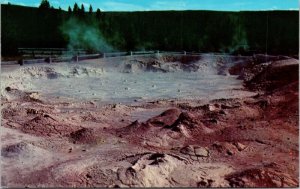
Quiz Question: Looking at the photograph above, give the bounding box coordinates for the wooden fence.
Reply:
[1,48,256,65]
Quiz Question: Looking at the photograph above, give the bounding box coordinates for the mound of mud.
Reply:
[118,108,186,136]
[1,64,104,98]
[2,142,29,158]
[159,55,201,64]
[117,120,150,136]
[69,128,99,144]
[117,152,233,187]
[228,54,288,77]
[229,56,299,92]
[121,58,201,73]
[118,153,185,187]
[225,167,298,187]
[20,65,104,79]
[146,109,212,136]
[21,66,63,79]
[146,108,181,127]
[2,87,29,102]
[117,108,214,147]
[245,58,299,92]
[22,114,80,137]
[121,55,252,74]
[1,142,50,159]
[168,112,203,131]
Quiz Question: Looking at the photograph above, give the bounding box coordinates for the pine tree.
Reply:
[81,4,85,13]
[96,8,101,18]
[68,6,72,13]
[89,5,93,13]
[39,0,50,9]
[73,3,79,13]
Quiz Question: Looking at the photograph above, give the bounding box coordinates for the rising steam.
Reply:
[60,17,113,53]
[228,15,249,53]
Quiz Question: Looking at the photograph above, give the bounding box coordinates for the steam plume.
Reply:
[60,17,113,53]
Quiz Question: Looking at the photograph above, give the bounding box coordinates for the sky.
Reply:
[0,0,298,11]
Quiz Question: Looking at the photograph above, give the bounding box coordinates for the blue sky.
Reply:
[0,0,298,11]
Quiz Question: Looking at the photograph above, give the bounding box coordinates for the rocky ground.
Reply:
[1,55,299,187]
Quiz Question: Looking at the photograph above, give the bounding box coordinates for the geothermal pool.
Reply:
[2,55,254,104]
[30,72,243,103]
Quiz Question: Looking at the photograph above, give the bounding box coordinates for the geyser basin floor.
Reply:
[1,55,298,187]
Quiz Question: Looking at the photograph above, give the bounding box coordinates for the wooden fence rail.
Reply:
[1,49,256,65]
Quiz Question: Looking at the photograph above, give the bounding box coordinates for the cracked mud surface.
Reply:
[1,55,299,187]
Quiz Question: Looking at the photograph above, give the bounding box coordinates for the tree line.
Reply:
[39,0,101,17]
[1,2,298,57]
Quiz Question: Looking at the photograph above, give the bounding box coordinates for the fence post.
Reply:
[49,56,52,63]
[103,53,106,58]
[18,59,24,66]
[184,51,186,55]
[157,50,160,56]
[130,51,133,56]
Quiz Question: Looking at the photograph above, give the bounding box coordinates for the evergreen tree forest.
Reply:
[1,2,298,57]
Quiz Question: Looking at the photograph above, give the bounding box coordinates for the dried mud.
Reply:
[1,55,299,187]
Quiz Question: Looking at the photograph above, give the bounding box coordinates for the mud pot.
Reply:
[1,54,299,187]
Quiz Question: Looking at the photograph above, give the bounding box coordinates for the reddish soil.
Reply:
[1,56,298,187]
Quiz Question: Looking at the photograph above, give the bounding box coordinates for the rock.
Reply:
[219,110,226,115]
[176,124,192,137]
[5,87,12,92]
[26,109,39,114]
[209,119,218,124]
[112,103,126,110]
[208,104,217,111]
[29,92,40,100]
[226,149,234,156]
[212,142,225,153]
[221,104,239,109]
[180,145,194,156]
[180,145,209,157]
[256,100,269,109]
[1,142,28,157]
[194,147,209,157]
[197,178,214,187]
[233,142,246,151]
